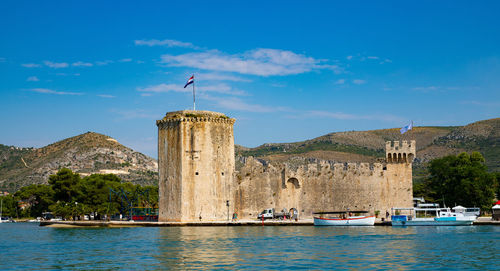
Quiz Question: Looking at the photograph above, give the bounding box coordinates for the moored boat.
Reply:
[313,211,375,226]
[391,206,476,226]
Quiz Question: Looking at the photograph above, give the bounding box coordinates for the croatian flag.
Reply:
[400,121,413,134]
[184,75,194,88]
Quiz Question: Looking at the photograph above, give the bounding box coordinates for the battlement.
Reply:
[385,140,416,163]
[156,110,235,126]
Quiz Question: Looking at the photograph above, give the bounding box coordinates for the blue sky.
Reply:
[1,1,499,158]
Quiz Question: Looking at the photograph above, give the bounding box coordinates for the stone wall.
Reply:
[157,109,415,222]
[234,141,415,220]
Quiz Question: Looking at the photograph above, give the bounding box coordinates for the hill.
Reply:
[0,132,157,192]
[1,118,498,192]
[236,118,500,179]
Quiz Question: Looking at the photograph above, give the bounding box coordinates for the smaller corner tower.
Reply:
[385,140,416,163]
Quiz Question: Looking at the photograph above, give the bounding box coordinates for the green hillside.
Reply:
[236,118,500,175]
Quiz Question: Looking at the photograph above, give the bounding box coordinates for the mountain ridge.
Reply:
[0,132,158,192]
[1,118,498,192]
[236,118,499,175]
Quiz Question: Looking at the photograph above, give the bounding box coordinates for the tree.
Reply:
[77,173,122,217]
[494,172,500,200]
[0,195,18,218]
[48,168,81,203]
[8,168,159,219]
[423,152,496,210]
[14,184,54,218]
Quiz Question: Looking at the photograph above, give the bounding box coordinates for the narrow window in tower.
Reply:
[221,172,224,176]
[195,172,199,175]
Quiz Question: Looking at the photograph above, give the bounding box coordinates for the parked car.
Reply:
[257,208,290,220]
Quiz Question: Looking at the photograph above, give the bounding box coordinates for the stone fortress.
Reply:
[157,110,415,222]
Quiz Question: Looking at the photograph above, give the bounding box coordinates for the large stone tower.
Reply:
[156,110,235,222]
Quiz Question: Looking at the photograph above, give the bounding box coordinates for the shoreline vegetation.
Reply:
[0,168,158,220]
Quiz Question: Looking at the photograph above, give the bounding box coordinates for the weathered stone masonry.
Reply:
[157,110,235,222]
[158,110,415,222]
[234,140,415,219]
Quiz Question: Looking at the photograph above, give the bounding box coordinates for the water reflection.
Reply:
[1,223,499,270]
[155,227,240,269]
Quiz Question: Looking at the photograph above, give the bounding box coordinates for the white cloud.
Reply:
[198,73,251,82]
[119,58,132,62]
[208,96,287,113]
[111,109,157,119]
[27,76,39,82]
[137,83,187,93]
[412,86,464,92]
[335,79,345,85]
[412,86,439,91]
[160,48,337,76]
[97,94,115,98]
[305,110,403,122]
[306,111,361,120]
[95,60,113,66]
[72,61,93,67]
[346,55,353,60]
[379,58,393,64]
[367,56,379,60]
[137,82,246,96]
[353,79,365,85]
[29,88,82,95]
[198,83,247,95]
[44,61,69,68]
[460,100,500,107]
[135,39,197,49]
[21,63,41,68]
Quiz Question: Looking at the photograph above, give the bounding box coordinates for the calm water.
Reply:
[0,223,498,270]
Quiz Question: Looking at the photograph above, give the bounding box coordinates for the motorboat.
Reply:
[391,205,476,226]
[452,205,480,217]
[313,211,375,226]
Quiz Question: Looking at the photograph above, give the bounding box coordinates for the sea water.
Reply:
[0,223,498,270]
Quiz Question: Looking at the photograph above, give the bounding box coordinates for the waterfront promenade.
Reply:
[39,217,499,227]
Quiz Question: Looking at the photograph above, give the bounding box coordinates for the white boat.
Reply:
[391,206,476,226]
[452,205,480,217]
[313,211,375,226]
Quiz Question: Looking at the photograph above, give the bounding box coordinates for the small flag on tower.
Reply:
[400,121,413,134]
[184,75,194,88]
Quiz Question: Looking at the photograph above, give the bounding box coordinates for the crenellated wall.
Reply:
[157,110,415,222]
[234,141,415,220]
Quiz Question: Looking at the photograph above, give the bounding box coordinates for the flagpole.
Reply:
[192,75,196,111]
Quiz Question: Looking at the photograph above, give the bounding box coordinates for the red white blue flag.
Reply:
[184,75,194,88]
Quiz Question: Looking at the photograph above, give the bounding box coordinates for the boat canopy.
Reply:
[417,203,440,208]
[452,205,466,210]
[313,211,369,215]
